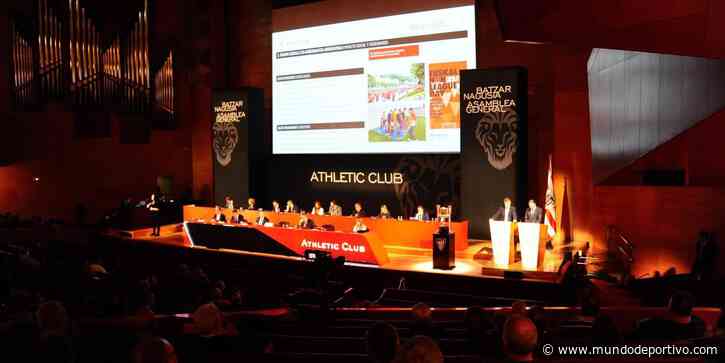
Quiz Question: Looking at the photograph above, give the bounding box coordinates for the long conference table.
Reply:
[182,205,469,266]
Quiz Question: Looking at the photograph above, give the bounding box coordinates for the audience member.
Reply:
[502,315,538,363]
[410,303,443,339]
[133,337,177,363]
[366,322,399,363]
[393,335,442,363]
[633,290,706,341]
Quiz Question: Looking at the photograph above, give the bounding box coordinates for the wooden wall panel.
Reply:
[588,49,725,183]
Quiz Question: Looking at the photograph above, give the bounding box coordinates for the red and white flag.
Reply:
[544,155,557,238]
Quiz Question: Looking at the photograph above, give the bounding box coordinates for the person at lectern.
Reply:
[284,200,298,213]
[147,193,161,236]
[311,201,325,216]
[271,200,281,213]
[352,202,367,217]
[212,206,227,223]
[246,198,256,210]
[378,204,392,219]
[297,211,316,229]
[230,209,247,224]
[491,197,517,222]
[329,200,342,216]
[255,209,270,225]
[413,205,430,221]
[523,199,543,224]
[353,218,369,233]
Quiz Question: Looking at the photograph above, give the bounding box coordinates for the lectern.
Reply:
[489,220,515,267]
[517,222,548,270]
[433,205,455,269]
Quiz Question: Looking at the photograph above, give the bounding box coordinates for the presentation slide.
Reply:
[272,5,476,154]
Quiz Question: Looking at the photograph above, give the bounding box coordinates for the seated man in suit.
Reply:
[352,218,369,233]
[491,197,517,222]
[246,198,256,210]
[255,209,270,225]
[413,205,430,221]
[523,199,543,223]
[297,211,316,229]
[212,206,226,223]
[378,204,392,219]
[352,202,367,217]
[284,200,298,213]
[271,200,281,213]
[230,209,246,224]
[329,200,342,216]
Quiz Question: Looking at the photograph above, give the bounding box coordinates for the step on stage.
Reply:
[117,206,564,284]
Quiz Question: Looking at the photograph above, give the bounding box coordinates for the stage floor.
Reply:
[121,225,565,284]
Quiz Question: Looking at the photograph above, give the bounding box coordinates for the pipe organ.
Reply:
[123,0,150,113]
[68,0,102,107]
[154,52,174,114]
[103,37,123,102]
[9,0,163,117]
[11,22,34,107]
[37,0,63,99]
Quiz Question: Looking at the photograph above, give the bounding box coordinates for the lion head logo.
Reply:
[435,238,446,252]
[394,156,460,218]
[212,122,238,167]
[475,109,518,170]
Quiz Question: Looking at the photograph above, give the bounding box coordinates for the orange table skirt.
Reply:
[183,205,469,250]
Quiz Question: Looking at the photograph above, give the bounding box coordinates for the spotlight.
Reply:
[33,177,40,182]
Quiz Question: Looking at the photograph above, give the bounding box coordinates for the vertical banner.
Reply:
[460,67,527,239]
[212,89,251,207]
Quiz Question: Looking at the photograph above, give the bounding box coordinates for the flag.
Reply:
[544,155,557,238]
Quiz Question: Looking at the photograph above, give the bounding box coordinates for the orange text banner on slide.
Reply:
[369,45,419,60]
[183,205,469,250]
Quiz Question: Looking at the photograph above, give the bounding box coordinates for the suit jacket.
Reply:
[230,215,246,224]
[524,207,543,223]
[492,207,517,222]
[353,210,367,218]
[378,212,392,219]
[213,213,227,222]
[297,219,316,230]
[413,212,430,221]
[329,205,342,216]
[255,216,270,225]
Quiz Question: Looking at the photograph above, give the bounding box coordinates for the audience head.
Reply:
[366,322,399,363]
[502,315,538,362]
[36,300,70,337]
[511,300,527,316]
[133,337,177,363]
[411,302,432,324]
[192,303,226,336]
[394,335,443,363]
[668,290,695,320]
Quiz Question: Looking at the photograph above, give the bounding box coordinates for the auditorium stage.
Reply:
[113,222,565,284]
